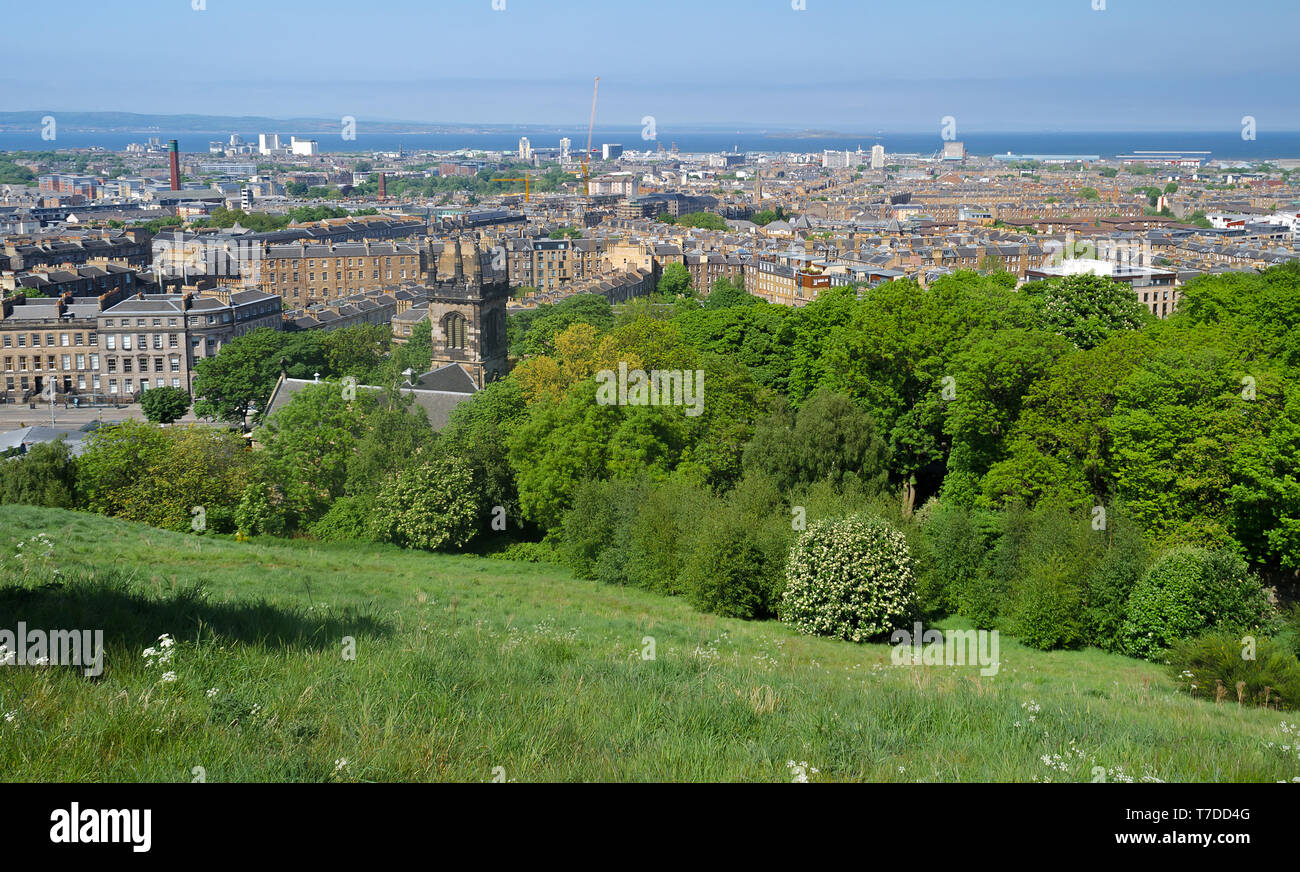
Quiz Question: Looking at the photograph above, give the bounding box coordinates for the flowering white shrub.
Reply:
[781,514,917,642]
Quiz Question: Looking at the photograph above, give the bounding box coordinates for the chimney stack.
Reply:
[168,140,181,191]
[378,172,387,199]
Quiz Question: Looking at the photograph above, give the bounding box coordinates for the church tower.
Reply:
[427,237,510,388]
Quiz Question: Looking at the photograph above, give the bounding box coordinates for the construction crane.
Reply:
[495,172,532,202]
[582,76,599,195]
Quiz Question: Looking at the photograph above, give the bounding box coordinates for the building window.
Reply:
[442,312,467,350]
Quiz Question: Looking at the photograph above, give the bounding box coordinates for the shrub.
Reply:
[372,454,478,551]
[602,479,710,596]
[560,479,643,580]
[234,476,289,538]
[781,514,917,642]
[918,503,999,624]
[489,540,563,564]
[310,494,380,543]
[1275,605,1300,662]
[1084,510,1150,653]
[680,506,786,619]
[1122,547,1274,660]
[1169,631,1300,710]
[0,440,78,508]
[1007,554,1085,649]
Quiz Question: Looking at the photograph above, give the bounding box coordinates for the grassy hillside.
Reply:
[0,504,1296,782]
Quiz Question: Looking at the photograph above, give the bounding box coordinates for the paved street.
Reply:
[0,399,202,432]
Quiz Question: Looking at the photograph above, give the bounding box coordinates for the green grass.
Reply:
[1,504,1297,782]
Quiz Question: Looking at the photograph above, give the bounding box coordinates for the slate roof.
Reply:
[262,365,477,431]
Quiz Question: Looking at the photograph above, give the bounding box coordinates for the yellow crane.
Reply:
[495,172,532,202]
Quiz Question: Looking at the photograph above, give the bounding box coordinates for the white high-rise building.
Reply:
[822,149,851,169]
[871,144,885,169]
[290,137,319,156]
[258,133,281,155]
[559,137,572,163]
[518,137,532,160]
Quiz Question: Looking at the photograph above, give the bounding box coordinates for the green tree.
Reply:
[942,329,1070,504]
[1031,273,1152,350]
[192,328,289,425]
[140,386,190,424]
[656,262,693,299]
[0,441,78,508]
[255,382,380,526]
[511,294,614,358]
[77,420,172,517]
[673,212,728,231]
[703,277,757,309]
[744,390,890,494]
[440,378,529,536]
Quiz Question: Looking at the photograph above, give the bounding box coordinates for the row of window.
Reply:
[270,271,410,283]
[269,257,414,269]
[2,352,202,374]
[103,334,180,351]
[4,354,97,372]
[2,333,96,348]
[1,376,184,394]
[103,357,181,374]
[104,317,178,328]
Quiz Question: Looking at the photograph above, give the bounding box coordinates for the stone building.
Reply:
[427,238,509,388]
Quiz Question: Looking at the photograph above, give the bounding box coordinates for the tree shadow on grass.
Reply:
[0,566,390,659]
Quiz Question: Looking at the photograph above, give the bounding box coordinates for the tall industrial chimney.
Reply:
[378,172,387,199]
[168,139,180,191]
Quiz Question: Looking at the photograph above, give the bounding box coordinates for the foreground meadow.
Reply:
[0,505,1295,782]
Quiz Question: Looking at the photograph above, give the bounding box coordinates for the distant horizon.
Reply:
[3,111,1300,137]
[4,1,1297,131]
[6,128,1299,162]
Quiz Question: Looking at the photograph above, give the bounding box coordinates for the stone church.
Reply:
[426,237,510,388]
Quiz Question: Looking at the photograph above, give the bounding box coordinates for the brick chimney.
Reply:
[168,140,181,191]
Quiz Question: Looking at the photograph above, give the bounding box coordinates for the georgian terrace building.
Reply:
[0,294,102,403]
[95,290,281,400]
[260,240,424,308]
[0,288,282,404]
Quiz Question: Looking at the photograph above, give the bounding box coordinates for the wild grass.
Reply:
[0,504,1296,782]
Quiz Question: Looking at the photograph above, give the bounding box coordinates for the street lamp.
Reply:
[42,380,56,426]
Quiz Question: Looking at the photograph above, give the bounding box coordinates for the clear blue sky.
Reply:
[4,0,1297,131]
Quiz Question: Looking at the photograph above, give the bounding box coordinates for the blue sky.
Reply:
[3,0,1297,130]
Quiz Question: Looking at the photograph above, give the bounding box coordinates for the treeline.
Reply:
[189,206,378,231]
[5,265,1300,692]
